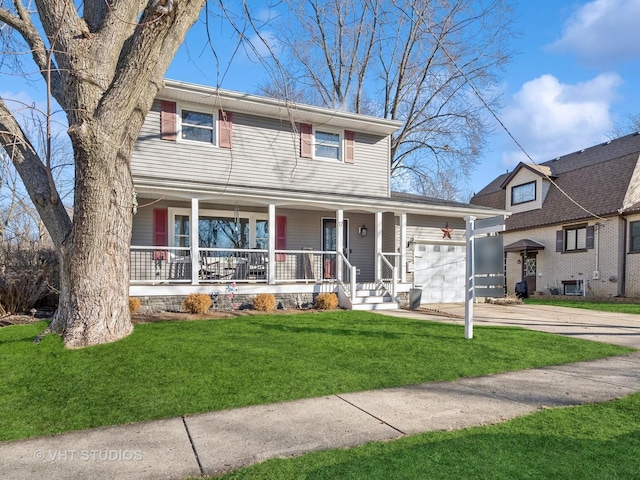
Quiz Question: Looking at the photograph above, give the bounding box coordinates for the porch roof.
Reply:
[504,239,546,252]
[134,176,508,220]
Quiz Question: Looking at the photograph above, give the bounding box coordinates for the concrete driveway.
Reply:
[384,302,640,349]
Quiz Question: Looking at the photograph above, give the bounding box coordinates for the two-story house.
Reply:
[471,132,640,298]
[129,80,506,310]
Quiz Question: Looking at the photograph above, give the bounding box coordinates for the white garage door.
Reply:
[414,243,466,303]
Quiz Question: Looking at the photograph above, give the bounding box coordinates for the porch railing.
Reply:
[378,252,398,298]
[130,246,343,284]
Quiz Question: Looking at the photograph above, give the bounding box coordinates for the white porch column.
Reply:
[190,198,200,285]
[375,211,382,280]
[268,204,276,284]
[336,209,344,282]
[400,213,407,283]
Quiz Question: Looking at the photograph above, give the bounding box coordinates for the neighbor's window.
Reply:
[565,226,587,251]
[314,130,341,160]
[511,181,536,205]
[630,221,640,253]
[181,109,214,143]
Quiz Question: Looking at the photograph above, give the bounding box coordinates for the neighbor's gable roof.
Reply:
[498,162,555,189]
[471,132,640,230]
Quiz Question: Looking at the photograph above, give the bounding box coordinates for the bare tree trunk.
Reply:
[49,144,134,347]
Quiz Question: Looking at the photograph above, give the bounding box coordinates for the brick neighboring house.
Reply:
[471,132,640,298]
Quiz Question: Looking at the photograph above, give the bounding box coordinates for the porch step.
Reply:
[356,289,386,297]
[350,294,399,310]
[350,299,399,310]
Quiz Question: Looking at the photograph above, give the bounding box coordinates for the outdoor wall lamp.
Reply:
[359,225,368,237]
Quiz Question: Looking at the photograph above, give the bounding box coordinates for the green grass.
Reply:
[215,392,640,479]
[0,311,630,441]
[525,298,640,314]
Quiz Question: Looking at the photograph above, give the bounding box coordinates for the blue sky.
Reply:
[168,0,640,197]
[3,0,640,199]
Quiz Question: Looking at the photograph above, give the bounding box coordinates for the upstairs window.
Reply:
[160,101,232,148]
[315,130,341,160]
[181,109,214,143]
[511,181,536,205]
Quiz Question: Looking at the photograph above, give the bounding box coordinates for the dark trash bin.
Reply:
[515,281,528,299]
[410,288,422,310]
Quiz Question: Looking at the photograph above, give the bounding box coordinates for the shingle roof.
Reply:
[471,132,640,230]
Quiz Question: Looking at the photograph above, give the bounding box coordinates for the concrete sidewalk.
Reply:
[2,305,640,479]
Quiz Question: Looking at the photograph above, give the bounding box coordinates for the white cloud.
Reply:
[499,73,621,167]
[549,0,640,66]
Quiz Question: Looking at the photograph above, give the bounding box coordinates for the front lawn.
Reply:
[525,298,640,314]
[0,311,630,441]
[216,391,640,479]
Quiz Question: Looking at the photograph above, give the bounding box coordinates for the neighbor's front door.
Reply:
[522,252,537,293]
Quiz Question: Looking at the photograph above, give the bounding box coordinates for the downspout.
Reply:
[620,216,627,297]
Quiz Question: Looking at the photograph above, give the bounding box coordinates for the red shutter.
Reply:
[275,215,286,262]
[153,208,168,261]
[344,130,355,164]
[300,123,312,158]
[160,101,177,141]
[218,110,232,149]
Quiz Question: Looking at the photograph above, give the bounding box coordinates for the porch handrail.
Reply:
[338,251,357,303]
[377,252,397,298]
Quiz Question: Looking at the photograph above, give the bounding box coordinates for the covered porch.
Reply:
[129,188,412,310]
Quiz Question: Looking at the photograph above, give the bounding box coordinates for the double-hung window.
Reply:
[180,109,214,143]
[314,129,341,160]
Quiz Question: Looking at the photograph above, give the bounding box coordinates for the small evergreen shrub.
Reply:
[314,292,339,310]
[128,297,141,314]
[253,293,277,311]
[182,293,212,314]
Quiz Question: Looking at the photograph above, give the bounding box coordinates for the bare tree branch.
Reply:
[0,98,71,247]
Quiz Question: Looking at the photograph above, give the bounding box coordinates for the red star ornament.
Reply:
[441,223,453,239]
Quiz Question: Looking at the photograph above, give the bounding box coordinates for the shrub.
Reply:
[314,292,339,310]
[253,293,276,311]
[128,297,141,314]
[0,246,57,314]
[182,293,212,314]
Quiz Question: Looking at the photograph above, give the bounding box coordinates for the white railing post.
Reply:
[351,265,357,303]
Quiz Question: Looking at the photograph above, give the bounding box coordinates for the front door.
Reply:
[522,252,537,293]
[322,218,348,278]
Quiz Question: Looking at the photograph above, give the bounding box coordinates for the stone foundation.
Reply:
[134,292,316,313]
